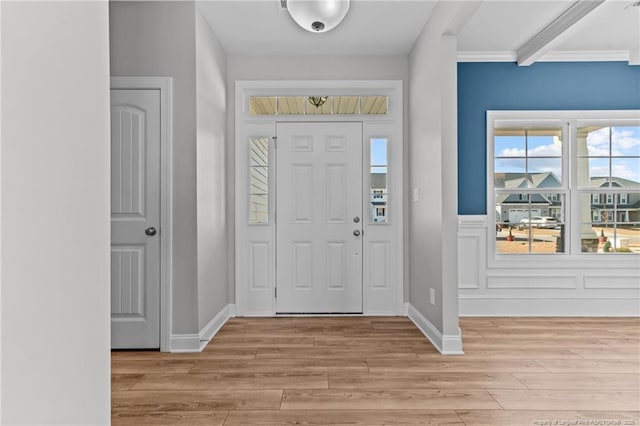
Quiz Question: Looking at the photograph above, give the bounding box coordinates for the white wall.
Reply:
[1,1,111,423]
[226,55,410,303]
[408,3,469,353]
[195,9,229,329]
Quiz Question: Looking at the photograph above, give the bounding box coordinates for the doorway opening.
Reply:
[235,80,403,316]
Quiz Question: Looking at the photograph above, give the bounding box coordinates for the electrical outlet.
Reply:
[429,288,435,305]
[413,187,419,203]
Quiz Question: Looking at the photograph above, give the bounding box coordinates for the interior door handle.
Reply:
[353,229,361,237]
[145,227,157,236]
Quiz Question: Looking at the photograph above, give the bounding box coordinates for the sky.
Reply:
[371,137,387,175]
[494,126,640,186]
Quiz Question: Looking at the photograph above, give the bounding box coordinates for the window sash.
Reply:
[488,111,639,260]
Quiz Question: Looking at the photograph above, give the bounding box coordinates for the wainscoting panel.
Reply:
[458,215,640,316]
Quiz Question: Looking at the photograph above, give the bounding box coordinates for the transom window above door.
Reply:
[249,95,388,116]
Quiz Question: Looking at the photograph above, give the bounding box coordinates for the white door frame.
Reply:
[110,77,173,351]
[235,80,404,316]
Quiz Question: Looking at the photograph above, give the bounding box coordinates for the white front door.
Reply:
[110,89,161,348]
[276,122,363,313]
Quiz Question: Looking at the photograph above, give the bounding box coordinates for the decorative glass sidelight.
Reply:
[249,137,269,224]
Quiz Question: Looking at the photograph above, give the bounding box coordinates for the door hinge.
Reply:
[272,136,277,148]
[274,286,277,298]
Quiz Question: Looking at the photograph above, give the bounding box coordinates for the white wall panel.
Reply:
[458,215,640,316]
[486,275,577,289]
[249,242,269,289]
[369,241,390,290]
[584,275,640,289]
[458,236,480,289]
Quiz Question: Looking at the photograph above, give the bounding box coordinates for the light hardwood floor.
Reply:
[112,317,640,425]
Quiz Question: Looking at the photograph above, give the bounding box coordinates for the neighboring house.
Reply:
[590,177,640,224]
[495,172,563,223]
[370,172,387,222]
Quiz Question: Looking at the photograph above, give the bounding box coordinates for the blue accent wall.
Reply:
[457,61,640,215]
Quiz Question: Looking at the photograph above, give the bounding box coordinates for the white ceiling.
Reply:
[198,0,640,62]
[198,0,437,56]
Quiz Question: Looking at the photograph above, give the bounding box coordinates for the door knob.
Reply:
[353,229,361,237]
[145,227,157,236]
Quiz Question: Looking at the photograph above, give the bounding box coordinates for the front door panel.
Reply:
[276,122,363,313]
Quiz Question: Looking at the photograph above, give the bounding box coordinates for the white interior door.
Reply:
[276,122,363,313]
[110,89,161,348]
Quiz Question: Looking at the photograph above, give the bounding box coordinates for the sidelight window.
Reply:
[249,136,269,224]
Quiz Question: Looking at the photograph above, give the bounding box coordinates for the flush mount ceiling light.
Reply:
[308,96,328,108]
[282,0,350,33]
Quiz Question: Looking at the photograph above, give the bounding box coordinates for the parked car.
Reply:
[518,216,558,229]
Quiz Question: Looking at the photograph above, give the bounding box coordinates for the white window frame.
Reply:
[487,110,639,269]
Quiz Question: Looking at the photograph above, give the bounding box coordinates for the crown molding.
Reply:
[457,51,517,62]
[538,50,630,63]
[458,50,634,64]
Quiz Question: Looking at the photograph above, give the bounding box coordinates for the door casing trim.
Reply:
[235,80,404,316]
[110,77,173,351]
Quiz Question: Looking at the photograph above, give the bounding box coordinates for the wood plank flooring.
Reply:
[112,316,640,425]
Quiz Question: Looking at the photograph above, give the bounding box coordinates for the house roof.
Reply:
[499,172,561,189]
[496,193,551,205]
[590,176,640,188]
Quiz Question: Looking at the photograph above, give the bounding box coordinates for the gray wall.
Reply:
[196,10,229,328]
[226,54,410,303]
[110,1,230,336]
[408,3,461,335]
[1,1,111,423]
[110,0,198,334]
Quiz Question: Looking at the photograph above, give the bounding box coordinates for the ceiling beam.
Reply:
[516,0,605,66]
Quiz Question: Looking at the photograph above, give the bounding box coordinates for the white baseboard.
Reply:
[169,334,201,353]
[407,303,464,355]
[198,303,236,350]
[170,303,235,353]
[460,297,640,317]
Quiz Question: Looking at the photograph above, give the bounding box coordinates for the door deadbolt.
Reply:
[145,227,157,236]
[353,216,360,223]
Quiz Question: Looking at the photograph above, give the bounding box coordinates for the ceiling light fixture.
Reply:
[308,96,328,108]
[282,0,350,33]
